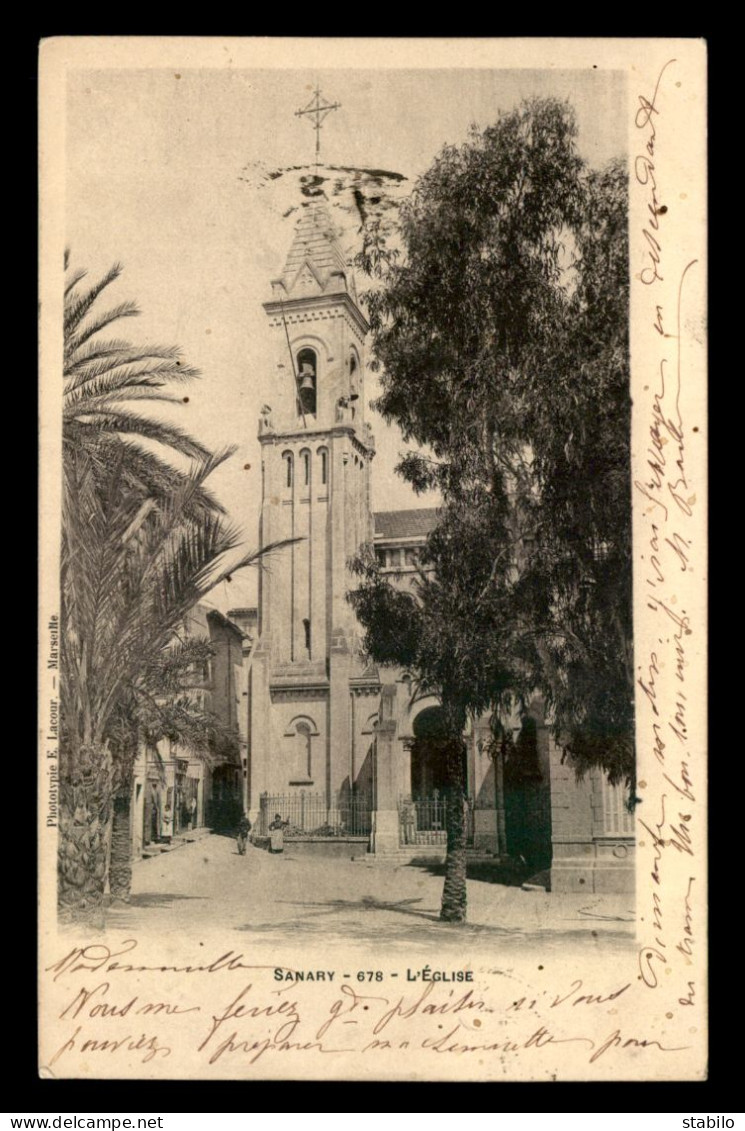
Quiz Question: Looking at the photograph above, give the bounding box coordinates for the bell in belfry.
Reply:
[299,362,315,392]
[298,359,317,414]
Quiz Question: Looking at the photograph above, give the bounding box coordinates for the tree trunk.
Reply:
[440,731,468,923]
[109,781,134,902]
[58,743,112,923]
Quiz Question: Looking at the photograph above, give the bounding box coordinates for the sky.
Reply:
[65,59,627,613]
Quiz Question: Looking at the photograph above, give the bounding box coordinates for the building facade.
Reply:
[248,203,379,819]
[132,605,246,856]
[246,202,634,893]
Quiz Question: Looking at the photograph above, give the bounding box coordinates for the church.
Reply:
[244,199,635,894]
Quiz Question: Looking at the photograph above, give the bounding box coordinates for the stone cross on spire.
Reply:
[294,86,341,167]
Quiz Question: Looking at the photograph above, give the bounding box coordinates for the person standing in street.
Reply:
[268,813,288,854]
[237,812,251,855]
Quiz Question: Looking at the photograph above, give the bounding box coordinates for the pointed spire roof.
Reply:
[280,202,351,295]
[265,199,367,334]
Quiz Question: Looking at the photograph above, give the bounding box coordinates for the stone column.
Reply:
[132,747,146,860]
[371,684,400,855]
[248,638,271,826]
[472,721,499,854]
[328,628,351,819]
[399,738,413,799]
[326,430,352,817]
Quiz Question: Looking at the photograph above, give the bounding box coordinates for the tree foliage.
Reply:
[515,158,633,783]
[350,98,632,919]
[59,257,290,915]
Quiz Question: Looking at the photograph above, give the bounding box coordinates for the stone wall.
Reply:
[549,734,635,895]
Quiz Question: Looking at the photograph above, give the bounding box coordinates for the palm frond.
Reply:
[197,535,305,592]
[64,338,150,369]
[189,445,238,483]
[65,390,189,415]
[66,301,140,357]
[92,521,241,726]
[116,440,226,516]
[64,267,88,297]
[64,409,212,460]
[65,352,200,391]
[243,536,304,568]
[64,262,125,335]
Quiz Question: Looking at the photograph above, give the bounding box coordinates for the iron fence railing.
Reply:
[398,792,474,846]
[258,791,371,838]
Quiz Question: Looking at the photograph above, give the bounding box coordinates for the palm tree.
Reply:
[59,256,290,918]
[63,253,224,532]
[105,636,239,903]
[64,254,208,454]
[60,444,258,913]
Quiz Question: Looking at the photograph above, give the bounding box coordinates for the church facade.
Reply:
[246,202,635,894]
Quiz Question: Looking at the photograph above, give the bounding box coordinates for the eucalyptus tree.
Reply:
[350,100,632,922]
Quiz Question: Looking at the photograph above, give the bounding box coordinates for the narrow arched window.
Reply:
[302,450,310,486]
[302,617,311,656]
[296,721,312,779]
[318,447,328,486]
[282,451,293,489]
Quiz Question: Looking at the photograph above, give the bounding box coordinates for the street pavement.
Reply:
[104,832,636,959]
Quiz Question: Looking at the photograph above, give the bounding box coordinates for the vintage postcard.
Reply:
[38,37,707,1081]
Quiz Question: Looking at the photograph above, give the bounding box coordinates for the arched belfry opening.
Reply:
[349,349,360,399]
[297,347,317,415]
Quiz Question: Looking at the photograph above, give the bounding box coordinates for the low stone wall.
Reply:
[551,839,635,894]
[254,836,369,860]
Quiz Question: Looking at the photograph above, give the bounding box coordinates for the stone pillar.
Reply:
[132,747,146,860]
[370,684,400,855]
[472,720,499,854]
[328,628,351,817]
[326,428,352,816]
[248,638,272,826]
[399,738,413,799]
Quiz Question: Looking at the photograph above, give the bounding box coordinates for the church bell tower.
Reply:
[249,199,377,807]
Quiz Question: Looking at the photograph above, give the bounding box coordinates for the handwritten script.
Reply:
[632,57,703,1019]
[40,940,692,1077]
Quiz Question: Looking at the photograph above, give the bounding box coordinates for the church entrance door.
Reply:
[400,706,471,847]
[410,706,453,797]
